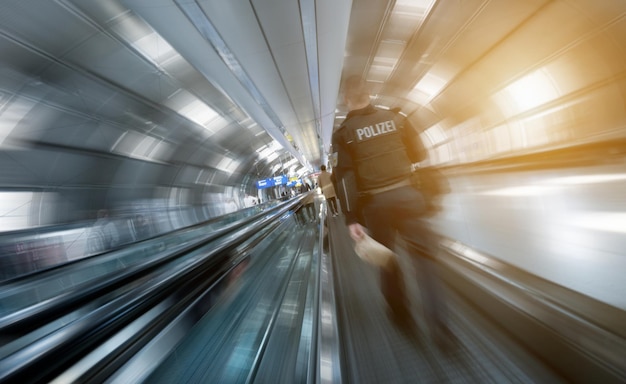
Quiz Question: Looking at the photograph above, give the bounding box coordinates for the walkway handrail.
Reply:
[439,238,626,383]
[316,201,343,384]
[0,197,302,334]
[0,198,302,383]
[0,199,286,283]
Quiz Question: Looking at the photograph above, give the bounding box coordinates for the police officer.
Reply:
[332,75,453,347]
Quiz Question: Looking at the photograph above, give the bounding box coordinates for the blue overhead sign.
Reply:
[287,177,301,187]
[256,179,271,188]
[273,175,287,186]
[256,175,289,189]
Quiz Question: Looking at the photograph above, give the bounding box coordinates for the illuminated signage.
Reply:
[256,175,289,189]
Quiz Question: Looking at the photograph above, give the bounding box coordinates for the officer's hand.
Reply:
[348,223,366,241]
[424,197,444,217]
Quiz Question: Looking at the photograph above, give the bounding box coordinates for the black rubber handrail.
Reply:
[438,238,626,383]
[67,219,286,384]
[0,198,285,284]
[0,199,300,383]
[437,138,626,175]
[0,198,302,335]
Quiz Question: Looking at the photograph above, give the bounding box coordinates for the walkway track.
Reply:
[326,215,566,384]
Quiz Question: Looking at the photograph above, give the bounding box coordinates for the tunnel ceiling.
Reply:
[0,0,353,186]
[0,0,624,192]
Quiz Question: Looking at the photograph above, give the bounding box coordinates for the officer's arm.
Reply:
[331,132,360,225]
[401,117,428,164]
[335,169,359,224]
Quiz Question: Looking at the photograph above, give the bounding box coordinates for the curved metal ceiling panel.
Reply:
[0,0,624,230]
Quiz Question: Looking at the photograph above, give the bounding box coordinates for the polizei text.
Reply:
[355,120,397,142]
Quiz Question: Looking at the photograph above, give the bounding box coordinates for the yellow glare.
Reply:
[482,185,556,196]
[423,123,447,146]
[573,213,626,234]
[413,72,447,101]
[547,174,626,185]
[499,69,560,114]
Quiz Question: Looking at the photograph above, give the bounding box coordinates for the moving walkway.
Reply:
[0,197,624,383]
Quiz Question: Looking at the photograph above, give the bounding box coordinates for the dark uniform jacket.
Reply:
[331,104,427,224]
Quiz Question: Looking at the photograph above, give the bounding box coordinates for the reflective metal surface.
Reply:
[0,1,625,380]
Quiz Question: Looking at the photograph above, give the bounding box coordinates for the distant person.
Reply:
[300,182,317,223]
[87,209,120,253]
[133,214,151,240]
[317,165,339,217]
[332,75,454,349]
[244,194,258,208]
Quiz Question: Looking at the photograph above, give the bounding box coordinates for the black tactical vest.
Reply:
[339,105,413,191]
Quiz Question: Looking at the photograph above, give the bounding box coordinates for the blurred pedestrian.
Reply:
[300,182,316,223]
[87,209,120,253]
[318,165,339,217]
[133,214,151,240]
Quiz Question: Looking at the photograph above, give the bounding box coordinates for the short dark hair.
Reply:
[320,165,326,171]
[343,75,370,105]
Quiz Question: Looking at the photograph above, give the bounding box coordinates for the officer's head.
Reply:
[343,75,370,110]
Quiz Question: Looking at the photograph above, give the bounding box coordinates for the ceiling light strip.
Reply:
[174,0,304,162]
[299,0,322,137]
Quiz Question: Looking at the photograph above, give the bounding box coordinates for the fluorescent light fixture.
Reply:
[256,141,284,161]
[394,0,435,16]
[482,185,556,196]
[113,14,187,73]
[494,68,560,116]
[132,135,157,157]
[266,152,279,163]
[216,155,240,173]
[177,99,219,128]
[282,158,299,169]
[163,88,219,130]
[131,32,177,67]
[113,15,221,133]
[423,123,447,146]
[410,72,447,104]
[149,140,175,161]
[546,174,626,185]
[572,212,626,234]
[481,173,626,197]
[258,148,273,158]
[367,0,435,82]
[112,131,167,163]
[0,99,36,147]
[0,191,33,232]
[368,41,405,82]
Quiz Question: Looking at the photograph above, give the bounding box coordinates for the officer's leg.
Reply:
[410,248,448,330]
[400,213,455,349]
[382,187,447,337]
[362,196,411,323]
[380,256,412,324]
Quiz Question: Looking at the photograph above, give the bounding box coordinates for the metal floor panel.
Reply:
[326,214,566,384]
[142,220,312,383]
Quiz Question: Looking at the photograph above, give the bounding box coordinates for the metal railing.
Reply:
[0,197,315,383]
[438,238,626,383]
